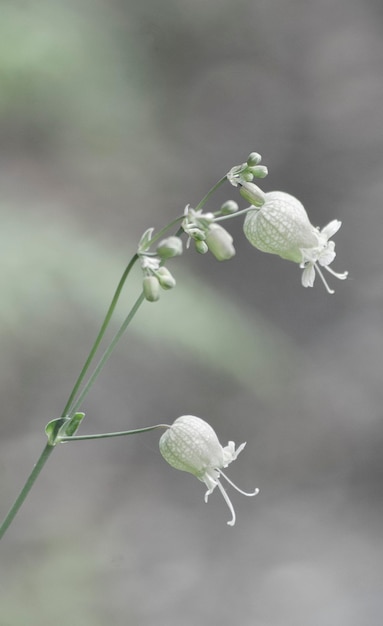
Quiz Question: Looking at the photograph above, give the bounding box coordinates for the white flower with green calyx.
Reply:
[243,191,348,294]
[159,415,259,526]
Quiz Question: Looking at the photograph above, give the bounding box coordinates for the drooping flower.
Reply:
[159,415,258,526]
[243,191,348,294]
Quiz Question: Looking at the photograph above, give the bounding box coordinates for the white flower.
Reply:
[159,415,258,526]
[243,191,348,294]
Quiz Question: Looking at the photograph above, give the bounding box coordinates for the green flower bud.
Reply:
[241,171,254,182]
[191,229,207,241]
[239,182,266,207]
[205,223,235,261]
[143,275,160,302]
[195,240,209,254]
[156,266,176,290]
[156,236,183,259]
[220,200,239,215]
[249,165,268,179]
[246,152,262,166]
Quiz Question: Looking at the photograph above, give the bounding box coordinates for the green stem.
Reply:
[61,176,228,418]
[62,254,139,417]
[68,291,145,417]
[0,173,229,542]
[0,443,54,540]
[60,424,169,442]
[194,176,228,211]
[148,216,185,247]
[215,206,259,222]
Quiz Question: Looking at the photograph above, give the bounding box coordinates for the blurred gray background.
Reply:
[0,1,382,624]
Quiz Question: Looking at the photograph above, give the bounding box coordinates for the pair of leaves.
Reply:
[45,413,85,446]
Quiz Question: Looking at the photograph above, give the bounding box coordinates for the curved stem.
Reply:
[214,206,258,222]
[62,254,139,417]
[0,173,229,541]
[194,176,227,211]
[68,291,145,417]
[60,424,169,442]
[148,216,185,247]
[0,443,54,540]
[61,177,228,418]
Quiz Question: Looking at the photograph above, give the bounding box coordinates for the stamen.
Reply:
[219,469,260,497]
[216,479,236,526]
[314,262,335,294]
[324,265,349,280]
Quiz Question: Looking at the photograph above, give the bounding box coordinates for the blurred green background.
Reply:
[1,1,383,625]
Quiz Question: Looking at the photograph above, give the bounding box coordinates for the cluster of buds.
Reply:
[159,415,259,526]
[138,229,182,302]
[182,204,236,261]
[227,151,268,188]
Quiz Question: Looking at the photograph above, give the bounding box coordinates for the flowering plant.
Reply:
[0,151,347,540]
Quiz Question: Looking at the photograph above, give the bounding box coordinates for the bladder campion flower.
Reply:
[243,191,348,294]
[159,415,259,526]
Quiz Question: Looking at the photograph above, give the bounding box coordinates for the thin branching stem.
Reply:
[0,173,230,541]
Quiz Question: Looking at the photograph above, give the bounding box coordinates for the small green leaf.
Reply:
[45,417,68,445]
[62,412,85,438]
[138,227,154,252]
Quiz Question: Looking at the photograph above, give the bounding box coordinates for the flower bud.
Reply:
[194,240,209,254]
[239,182,266,207]
[205,223,236,261]
[156,266,176,290]
[246,152,262,166]
[220,200,239,215]
[241,171,254,182]
[143,275,160,302]
[249,165,268,179]
[156,236,183,259]
[189,228,206,241]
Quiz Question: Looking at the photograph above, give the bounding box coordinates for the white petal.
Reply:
[318,242,336,266]
[301,264,316,288]
[321,220,342,239]
[222,441,246,467]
